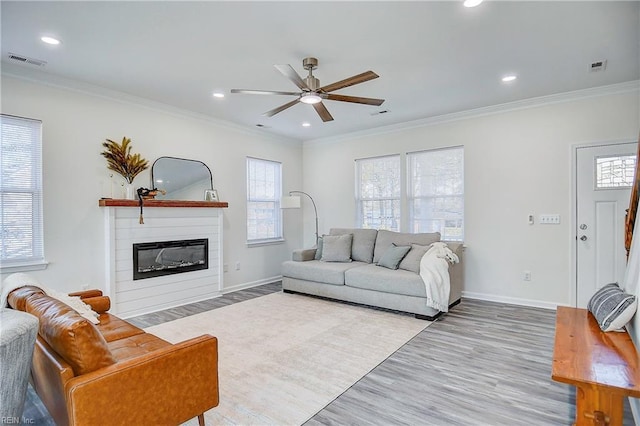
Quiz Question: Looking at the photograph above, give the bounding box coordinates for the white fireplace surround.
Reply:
[102,202,224,318]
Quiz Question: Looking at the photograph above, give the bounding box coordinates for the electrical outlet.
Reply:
[223,264,228,273]
[523,271,532,281]
[235,261,240,271]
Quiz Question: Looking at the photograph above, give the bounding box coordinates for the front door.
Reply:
[576,142,637,307]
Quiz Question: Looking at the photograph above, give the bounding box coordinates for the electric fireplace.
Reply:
[133,238,208,280]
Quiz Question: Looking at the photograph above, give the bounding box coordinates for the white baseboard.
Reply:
[221,276,282,294]
[462,291,558,310]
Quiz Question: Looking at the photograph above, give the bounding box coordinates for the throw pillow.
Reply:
[398,244,431,274]
[587,283,638,332]
[321,234,353,263]
[314,236,324,260]
[377,243,412,270]
[329,228,378,263]
[372,230,441,264]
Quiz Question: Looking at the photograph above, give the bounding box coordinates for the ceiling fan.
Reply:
[231,57,385,122]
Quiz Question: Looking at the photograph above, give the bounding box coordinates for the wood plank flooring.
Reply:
[22,282,635,425]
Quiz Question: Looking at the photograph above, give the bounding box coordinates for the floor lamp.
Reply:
[281,191,319,245]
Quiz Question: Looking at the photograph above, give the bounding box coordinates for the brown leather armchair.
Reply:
[8,286,219,426]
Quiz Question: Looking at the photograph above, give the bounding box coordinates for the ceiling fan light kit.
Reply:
[300,93,322,104]
[231,57,385,123]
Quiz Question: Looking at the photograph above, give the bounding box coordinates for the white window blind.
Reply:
[408,147,464,241]
[246,157,283,243]
[355,155,401,231]
[1,114,45,270]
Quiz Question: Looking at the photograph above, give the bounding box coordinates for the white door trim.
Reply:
[571,138,636,307]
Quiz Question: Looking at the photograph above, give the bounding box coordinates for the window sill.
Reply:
[0,259,49,274]
[247,238,286,247]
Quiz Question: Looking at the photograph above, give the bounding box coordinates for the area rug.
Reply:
[145,291,430,425]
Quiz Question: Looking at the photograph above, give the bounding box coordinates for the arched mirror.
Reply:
[151,157,213,200]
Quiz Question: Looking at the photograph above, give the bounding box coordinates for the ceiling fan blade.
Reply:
[274,64,310,91]
[231,89,300,96]
[318,71,379,93]
[324,94,385,106]
[263,99,300,117]
[313,102,334,122]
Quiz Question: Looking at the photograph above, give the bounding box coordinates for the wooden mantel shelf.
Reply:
[99,199,228,208]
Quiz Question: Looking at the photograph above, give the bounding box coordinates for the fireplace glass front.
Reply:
[133,238,208,280]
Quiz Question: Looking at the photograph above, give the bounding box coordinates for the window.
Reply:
[596,155,636,189]
[1,114,45,271]
[246,157,283,244]
[408,147,464,241]
[355,155,401,231]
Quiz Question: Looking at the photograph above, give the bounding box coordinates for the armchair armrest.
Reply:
[292,248,317,261]
[68,289,103,299]
[64,334,219,425]
[81,296,111,313]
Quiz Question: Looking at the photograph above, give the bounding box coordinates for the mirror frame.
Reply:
[150,156,214,199]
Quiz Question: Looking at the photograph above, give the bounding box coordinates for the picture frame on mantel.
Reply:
[205,189,219,202]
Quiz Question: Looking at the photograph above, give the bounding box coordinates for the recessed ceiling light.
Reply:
[40,36,61,45]
[463,0,483,7]
[302,122,311,127]
[212,92,224,98]
[502,75,517,82]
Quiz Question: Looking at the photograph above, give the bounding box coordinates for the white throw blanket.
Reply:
[419,242,459,312]
[1,272,100,324]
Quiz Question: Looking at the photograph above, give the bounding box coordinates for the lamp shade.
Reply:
[281,195,301,209]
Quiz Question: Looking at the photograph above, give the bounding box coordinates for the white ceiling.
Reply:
[1,1,639,142]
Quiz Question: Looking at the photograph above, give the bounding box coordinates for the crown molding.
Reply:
[0,62,301,147]
[304,80,640,147]
[3,62,637,149]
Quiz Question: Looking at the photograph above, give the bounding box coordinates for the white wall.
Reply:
[302,89,640,307]
[0,75,304,294]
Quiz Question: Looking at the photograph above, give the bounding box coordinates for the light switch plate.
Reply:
[539,214,560,224]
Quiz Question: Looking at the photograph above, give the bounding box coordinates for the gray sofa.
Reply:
[282,228,464,320]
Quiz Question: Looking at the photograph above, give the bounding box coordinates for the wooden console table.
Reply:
[552,306,640,425]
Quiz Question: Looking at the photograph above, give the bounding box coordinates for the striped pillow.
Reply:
[587,283,638,332]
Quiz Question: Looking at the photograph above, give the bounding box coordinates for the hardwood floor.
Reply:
[22,283,635,425]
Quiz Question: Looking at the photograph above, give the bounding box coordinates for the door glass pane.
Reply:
[595,155,636,189]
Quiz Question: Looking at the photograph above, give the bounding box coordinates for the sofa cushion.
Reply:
[7,286,45,311]
[282,260,366,285]
[107,333,171,362]
[373,230,441,263]
[96,313,145,342]
[330,228,378,263]
[25,294,116,376]
[398,244,431,274]
[345,264,428,298]
[377,244,411,270]
[321,234,353,262]
[314,236,324,260]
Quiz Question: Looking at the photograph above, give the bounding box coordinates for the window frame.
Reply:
[245,156,284,246]
[355,154,402,231]
[0,113,47,272]
[407,146,464,241]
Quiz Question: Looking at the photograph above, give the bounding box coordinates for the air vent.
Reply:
[8,52,47,67]
[590,60,607,72]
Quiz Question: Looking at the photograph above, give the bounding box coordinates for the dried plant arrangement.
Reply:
[101,137,149,184]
